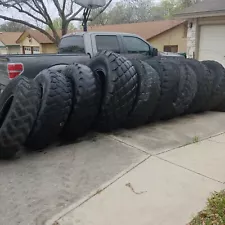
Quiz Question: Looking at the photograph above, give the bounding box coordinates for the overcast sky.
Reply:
[0,0,162,27]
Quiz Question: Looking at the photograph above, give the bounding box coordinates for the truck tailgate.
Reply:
[0,54,90,91]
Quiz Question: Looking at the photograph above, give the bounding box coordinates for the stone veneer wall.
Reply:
[187,19,197,58]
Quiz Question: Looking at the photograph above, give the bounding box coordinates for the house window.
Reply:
[164,45,178,53]
[95,35,120,53]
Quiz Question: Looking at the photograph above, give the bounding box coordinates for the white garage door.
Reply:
[24,46,32,54]
[198,25,225,67]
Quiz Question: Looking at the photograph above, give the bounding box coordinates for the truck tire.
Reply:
[124,59,160,128]
[48,64,68,73]
[183,59,214,113]
[201,60,225,110]
[88,51,138,131]
[61,64,101,140]
[25,69,72,150]
[144,59,180,120]
[0,76,41,159]
[172,60,198,115]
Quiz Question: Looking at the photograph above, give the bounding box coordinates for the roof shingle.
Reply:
[0,32,22,46]
[87,20,185,40]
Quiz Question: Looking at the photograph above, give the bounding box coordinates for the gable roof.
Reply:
[176,0,225,18]
[88,20,185,40]
[0,32,22,46]
[27,29,54,44]
[17,29,56,44]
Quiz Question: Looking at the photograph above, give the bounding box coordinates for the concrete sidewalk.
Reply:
[1,112,225,225]
[48,130,225,225]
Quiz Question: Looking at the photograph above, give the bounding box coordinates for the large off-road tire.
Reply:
[61,64,101,140]
[124,59,160,128]
[88,51,138,131]
[172,60,198,115]
[48,64,68,73]
[144,59,180,120]
[0,76,41,159]
[202,60,225,110]
[182,59,214,113]
[25,69,72,150]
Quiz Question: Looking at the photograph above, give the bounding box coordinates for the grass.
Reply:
[189,190,225,225]
[193,135,199,143]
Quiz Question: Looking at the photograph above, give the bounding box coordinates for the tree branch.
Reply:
[23,1,45,17]
[31,0,47,19]
[1,1,47,24]
[90,0,113,21]
[52,0,63,17]
[65,0,74,18]
[0,15,56,43]
[68,6,84,21]
[62,0,66,12]
[37,0,52,22]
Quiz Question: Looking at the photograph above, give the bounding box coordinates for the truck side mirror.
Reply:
[152,48,158,56]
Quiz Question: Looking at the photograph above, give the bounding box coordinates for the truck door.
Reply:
[90,34,123,56]
[121,35,153,60]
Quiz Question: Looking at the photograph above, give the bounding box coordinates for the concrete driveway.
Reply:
[1,112,225,225]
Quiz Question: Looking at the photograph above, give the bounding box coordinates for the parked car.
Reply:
[0,32,183,92]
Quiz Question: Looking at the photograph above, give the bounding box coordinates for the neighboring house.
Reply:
[176,0,225,66]
[0,32,22,54]
[88,20,187,53]
[16,29,58,54]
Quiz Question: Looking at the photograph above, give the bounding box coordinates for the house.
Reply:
[88,20,187,53]
[16,29,58,54]
[0,32,22,54]
[176,0,225,66]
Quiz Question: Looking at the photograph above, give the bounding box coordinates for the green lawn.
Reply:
[189,190,225,225]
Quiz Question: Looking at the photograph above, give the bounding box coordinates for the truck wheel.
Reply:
[88,51,138,131]
[144,59,180,120]
[201,60,225,110]
[172,60,197,115]
[124,59,160,128]
[25,69,72,150]
[61,64,101,140]
[184,59,214,113]
[0,76,41,159]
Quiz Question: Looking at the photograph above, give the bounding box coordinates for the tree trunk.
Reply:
[62,19,69,36]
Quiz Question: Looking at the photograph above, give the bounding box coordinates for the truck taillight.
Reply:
[7,63,24,79]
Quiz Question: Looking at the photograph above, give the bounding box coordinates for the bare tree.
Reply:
[0,21,28,31]
[90,0,155,26]
[89,0,203,26]
[0,0,112,44]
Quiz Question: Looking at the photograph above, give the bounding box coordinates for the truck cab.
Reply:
[58,32,159,60]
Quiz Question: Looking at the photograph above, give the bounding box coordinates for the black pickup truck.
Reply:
[0,31,183,92]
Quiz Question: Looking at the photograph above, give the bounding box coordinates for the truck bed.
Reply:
[0,53,90,87]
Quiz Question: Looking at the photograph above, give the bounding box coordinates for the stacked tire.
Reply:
[0,50,225,159]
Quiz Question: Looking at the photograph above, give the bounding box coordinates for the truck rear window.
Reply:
[58,36,85,54]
